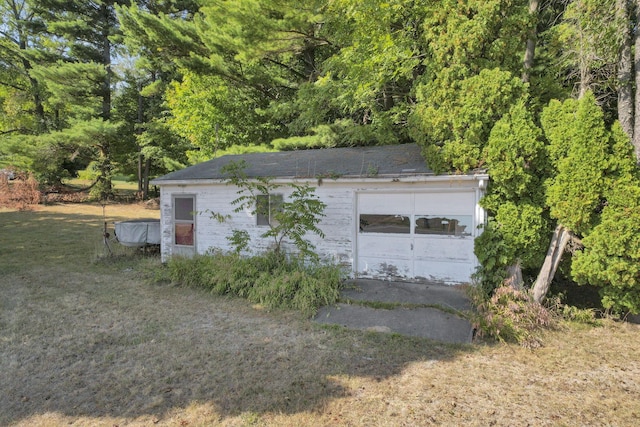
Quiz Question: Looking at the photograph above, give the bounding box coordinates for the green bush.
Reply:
[572,184,640,315]
[249,261,343,316]
[220,161,327,261]
[473,100,551,295]
[166,252,343,317]
[559,305,601,326]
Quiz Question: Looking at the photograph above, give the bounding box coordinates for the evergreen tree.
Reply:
[26,0,131,193]
[474,100,551,292]
[409,0,533,173]
[564,111,640,314]
[112,69,190,197]
[116,1,198,194]
[531,92,636,302]
[0,0,51,136]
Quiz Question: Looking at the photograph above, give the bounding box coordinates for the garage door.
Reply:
[356,191,477,284]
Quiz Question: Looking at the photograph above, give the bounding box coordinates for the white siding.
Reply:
[158,176,486,283]
[159,182,355,263]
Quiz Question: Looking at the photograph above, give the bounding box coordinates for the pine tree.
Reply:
[0,0,50,135]
[28,0,131,194]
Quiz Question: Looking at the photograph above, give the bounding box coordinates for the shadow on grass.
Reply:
[0,206,477,425]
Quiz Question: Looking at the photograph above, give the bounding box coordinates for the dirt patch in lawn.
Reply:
[1,203,640,426]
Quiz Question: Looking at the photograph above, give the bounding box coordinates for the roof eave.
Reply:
[151,172,489,187]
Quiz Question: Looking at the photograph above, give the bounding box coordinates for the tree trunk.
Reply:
[137,84,144,192]
[578,59,591,99]
[138,153,144,192]
[15,9,46,133]
[505,261,524,290]
[100,3,112,121]
[617,0,633,141]
[99,3,113,194]
[143,157,151,199]
[522,0,540,83]
[575,0,591,99]
[531,225,571,303]
[634,0,640,162]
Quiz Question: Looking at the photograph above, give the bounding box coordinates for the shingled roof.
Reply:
[153,143,435,183]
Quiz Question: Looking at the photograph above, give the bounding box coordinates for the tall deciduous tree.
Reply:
[292,0,428,145]
[165,72,280,160]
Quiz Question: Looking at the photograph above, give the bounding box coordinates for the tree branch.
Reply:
[264,57,308,80]
[0,128,31,135]
[0,80,28,91]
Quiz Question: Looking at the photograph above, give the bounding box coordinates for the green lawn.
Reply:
[63,177,139,191]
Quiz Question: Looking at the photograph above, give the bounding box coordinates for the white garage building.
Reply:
[151,143,488,284]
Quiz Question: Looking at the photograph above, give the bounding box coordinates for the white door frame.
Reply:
[172,193,196,257]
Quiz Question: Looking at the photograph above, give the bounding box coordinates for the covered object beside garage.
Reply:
[151,143,488,284]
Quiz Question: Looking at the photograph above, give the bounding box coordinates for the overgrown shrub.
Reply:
[474,100,551,296]
[572,184,640,315]
[166,251,343,317]
[469,284,555,348]
[220,161,327,261]
[558,304,601,326]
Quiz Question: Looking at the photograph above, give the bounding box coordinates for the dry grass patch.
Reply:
[1,203,640,426]
[0,202,159,273]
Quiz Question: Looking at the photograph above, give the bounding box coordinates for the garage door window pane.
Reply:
[415,215,472,236]
[359,214,410,234]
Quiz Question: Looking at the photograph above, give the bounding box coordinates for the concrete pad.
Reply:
[313,279,475,343]
[341,279,472,311]
[315,303,474,344]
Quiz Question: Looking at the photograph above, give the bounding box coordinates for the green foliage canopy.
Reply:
[165,72,284,159]
[474,100,550,290]
[542,93,610,236]
[221,160,327,261]
[412,68,527,173]
[572,184,640,314]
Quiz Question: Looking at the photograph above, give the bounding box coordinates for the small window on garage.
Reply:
[256,193,283,226]
[415,215,472,236]
[359,214,410,234]
[174,195,195,246]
